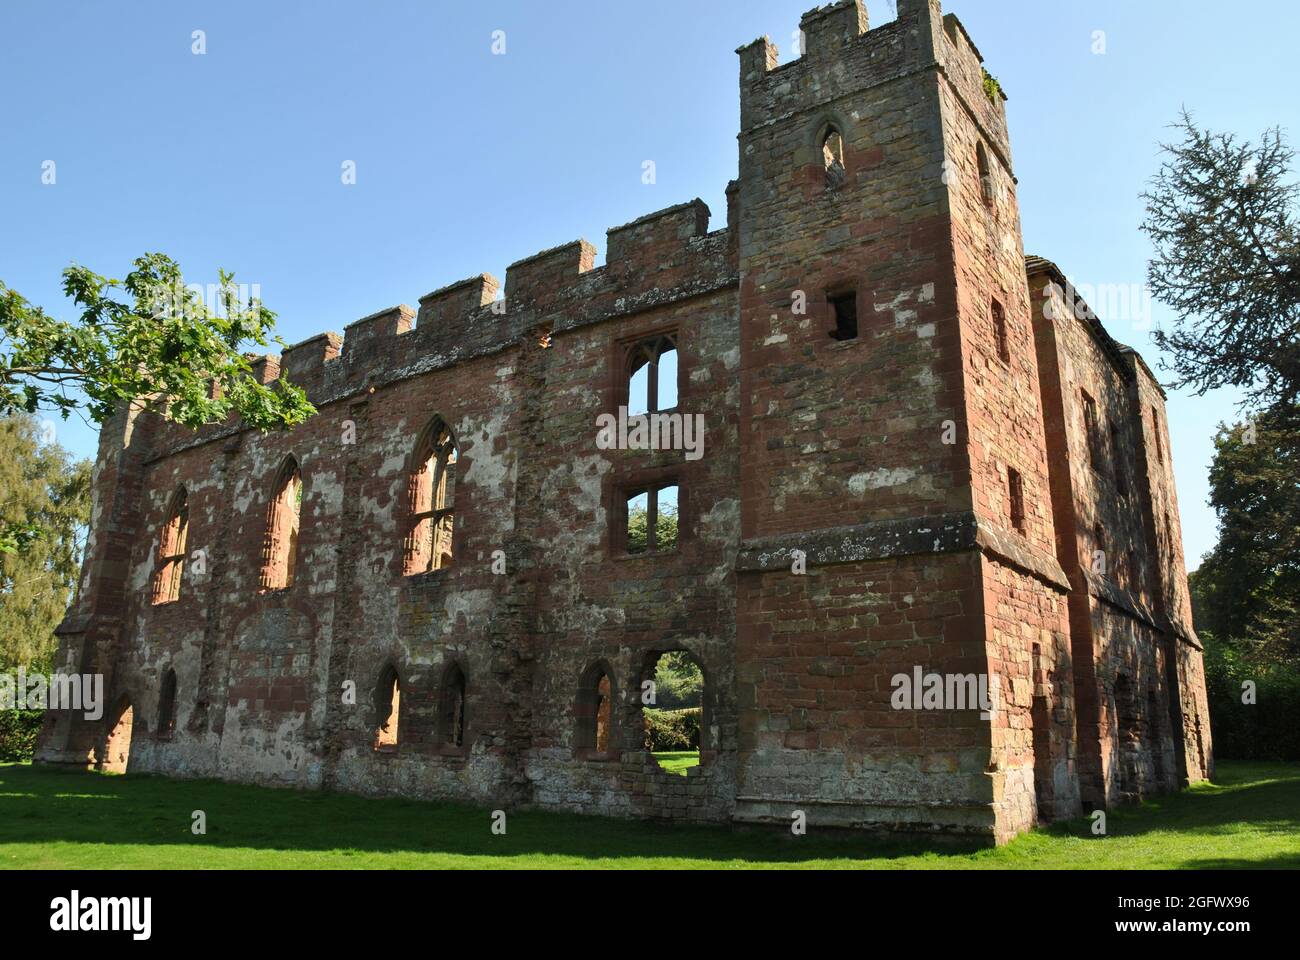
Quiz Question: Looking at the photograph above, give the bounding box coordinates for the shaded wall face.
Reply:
[1029,278,1152,599]
[941,39,1057,570]
[1029,269,1213,799]
[980,557,1078,834]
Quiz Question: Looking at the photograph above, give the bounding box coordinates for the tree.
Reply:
[1,253,314,431]
[1193,404,1299,668]
[0,415,92,672]
[653,652,704,710]
[1141,113,1300,413]
[626,497,679,553]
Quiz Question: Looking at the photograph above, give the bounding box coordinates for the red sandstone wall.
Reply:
[35,0,1211,842]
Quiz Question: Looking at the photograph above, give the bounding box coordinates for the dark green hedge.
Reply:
[1204,636,1300,760]
[0,710,44,762]
[643,707,700,752]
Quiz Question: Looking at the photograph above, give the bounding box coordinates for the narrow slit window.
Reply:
[1094,522,1108,577]
[1008,467,1025,533]
[156,669,177,739]
[977,142,994,206]
[576,665,614,754]
[1081,391,1103,471]
[828,291,858,341]
[992,298,1010,362]
[822,128,845,189]
[374,666,400,751]
[439,663,467,748]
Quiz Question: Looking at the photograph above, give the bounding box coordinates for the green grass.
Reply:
[652,751,699,776]
[1,761,1297,869]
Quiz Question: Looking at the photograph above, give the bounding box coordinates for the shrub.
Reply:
[0,710,45,762]
[1204,634,1300,760]
[643,707,700,752]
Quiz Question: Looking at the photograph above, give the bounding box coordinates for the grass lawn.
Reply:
[651,750,699,775]
[1,761,1297,869]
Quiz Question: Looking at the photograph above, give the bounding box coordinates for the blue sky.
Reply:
[3,0,1296,569]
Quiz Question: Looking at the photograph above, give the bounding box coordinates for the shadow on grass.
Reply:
[2,761,1297,867]
[0,763,987,866]
[1023,762,1300,869]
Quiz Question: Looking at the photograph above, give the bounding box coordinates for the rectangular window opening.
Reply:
[1008,467,1026,533]
[828,292,858,341]
[992,298,1010,363]
[1081,390,1103,471]
[623,483,680,555]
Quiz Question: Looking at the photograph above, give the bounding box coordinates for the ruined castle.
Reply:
[37,0,1211,843]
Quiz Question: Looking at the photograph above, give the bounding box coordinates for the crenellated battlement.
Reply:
[736,1,1008,162]
[343,305,414,362]
[799,0,869,57]
[503,239,598,311]
[417,274,500,328]
[139,194,736,462]
[737,2,926,133]
[281,332,343,383]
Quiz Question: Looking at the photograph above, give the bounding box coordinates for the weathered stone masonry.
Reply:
[37,0,1211,843]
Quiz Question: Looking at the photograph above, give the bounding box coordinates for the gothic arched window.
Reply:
[404,419,457,574]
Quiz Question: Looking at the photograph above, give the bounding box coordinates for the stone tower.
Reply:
[733,0,1079,840]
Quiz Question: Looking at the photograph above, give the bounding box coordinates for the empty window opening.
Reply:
[626,335,678,416]
[156,669,177,739]
[822,128,845,189]
[828,291,858,341]
[992,298,1010,362]
[98,699,134,774]
[405,420,458,574]
[644,650,706,776]
[152,488,189,605]
[575,664,615,754]
[624,483,679,555]
[260,458,302,591]
[977,142,994,206]
[374,665,400,752]
[1081,390,1104,471]
[438,663,467,748]
[1127,548,1139,594]
[1151,406,1164,464]
[1093,522,1108,577]
[595,675,611,751]
[1008,467,1026,533]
